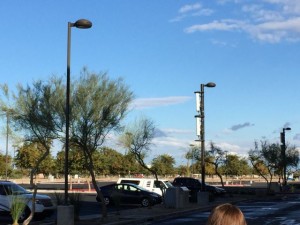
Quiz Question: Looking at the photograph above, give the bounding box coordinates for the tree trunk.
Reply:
[85,150,107,218]
[30,148,50,188]
[216,172,224,187]
[22,185,37,225]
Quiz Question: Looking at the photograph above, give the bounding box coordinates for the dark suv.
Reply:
[172,177,226,201]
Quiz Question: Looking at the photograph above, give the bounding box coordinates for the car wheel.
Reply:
[141,198,150,207]
[19,206,31,222]
[104,196,111,205]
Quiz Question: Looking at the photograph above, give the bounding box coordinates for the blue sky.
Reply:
[0,0,299,165]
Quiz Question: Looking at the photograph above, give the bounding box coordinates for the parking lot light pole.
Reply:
[280,127,291,186]
[194,82,216,192]
[65,19,92,205]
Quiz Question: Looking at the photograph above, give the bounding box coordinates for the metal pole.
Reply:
[282,129,287,186]
[200,84,205,191]
[5,112,9,180]
[65,22,72,205]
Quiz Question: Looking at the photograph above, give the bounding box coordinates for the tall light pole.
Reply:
[65,19,92,205]
[5,112,9,180]
[194,82,216,191]
[1,112,9,180]
[280,127,291,186]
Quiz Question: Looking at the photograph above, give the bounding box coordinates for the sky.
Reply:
[0,0,299,165]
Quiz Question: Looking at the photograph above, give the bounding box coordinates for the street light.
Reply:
[280,127,291,186]
[194,82,216,192]
[1,111,10,181]
[65,19,92,205]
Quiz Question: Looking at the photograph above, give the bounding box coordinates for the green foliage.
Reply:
[285,145,300,174]
[225,154,251,177]
[68,192,82,220]
[176,165,189,176]
[119,117,158,179]
[9,195,27,225]
[185,145,200,175]
[55,148,89,177]
[151,154,175,176]
[10,78,64,185]
[0,153,13,178]
[14,141,55,176]
[70,69,133,152]
[53,191,64,206]
[248,141,280,184]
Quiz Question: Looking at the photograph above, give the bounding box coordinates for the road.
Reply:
[143,194,300,225]
[2,181,300,224]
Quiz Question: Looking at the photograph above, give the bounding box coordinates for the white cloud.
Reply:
[215,142,241,152]
[153,136,188,148]
[182,1,300,43]
[263,0,300,15]
[170,3,213,23]
[179,3,202,14]
[131,96,191,109]
[242,4,284,22]
[247,17,300,42]
[184,20,243,33]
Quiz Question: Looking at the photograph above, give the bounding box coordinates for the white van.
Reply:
[117,178,173,196]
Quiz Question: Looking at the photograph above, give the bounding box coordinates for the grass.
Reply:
[9,194,28,225]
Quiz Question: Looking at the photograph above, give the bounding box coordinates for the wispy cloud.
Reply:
[170,2,213,23]
[214,142,241,152]
[153,136,189,149]
[185,19,244,33]
[154,129,167,138]
[179,3,202,14]
[182,1,300,43]
[230,122,254,131]
[131,96,191,109]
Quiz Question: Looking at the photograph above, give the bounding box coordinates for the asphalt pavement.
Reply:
[73,193,252,225]
[0,191,291,225]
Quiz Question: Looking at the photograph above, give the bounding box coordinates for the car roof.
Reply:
[0,180,13,184]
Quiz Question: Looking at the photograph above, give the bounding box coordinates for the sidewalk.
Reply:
[74,194,251,225]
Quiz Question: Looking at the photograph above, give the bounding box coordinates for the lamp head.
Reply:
[284,127,291,131]
[73,19,92,29]
[204,82,216,88]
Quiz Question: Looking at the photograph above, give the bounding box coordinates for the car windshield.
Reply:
[122,183,149,192]
[164,181,173,188]
[4,183,29,195]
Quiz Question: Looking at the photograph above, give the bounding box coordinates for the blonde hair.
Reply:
[206,203,247,225]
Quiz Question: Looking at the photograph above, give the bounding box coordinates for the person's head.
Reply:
[206,203,247,225]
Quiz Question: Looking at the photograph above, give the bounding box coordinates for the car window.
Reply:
[0,183,28,195]
[10,183,29,195]
[119,180,140,185]
[174,178,183,185]
[185,178,191,186]
[164,181,173,188]
[154,181,162,188]
[116,184,124,191]
[124,185,138,191]
[0,185,7,195]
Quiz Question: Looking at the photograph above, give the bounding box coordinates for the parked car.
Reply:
[117,178,173,196]
[0,181,55,221]
[96,183,162,207]
[172,177,226,201]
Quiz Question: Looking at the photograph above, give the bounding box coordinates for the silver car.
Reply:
[0,181,55,221]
